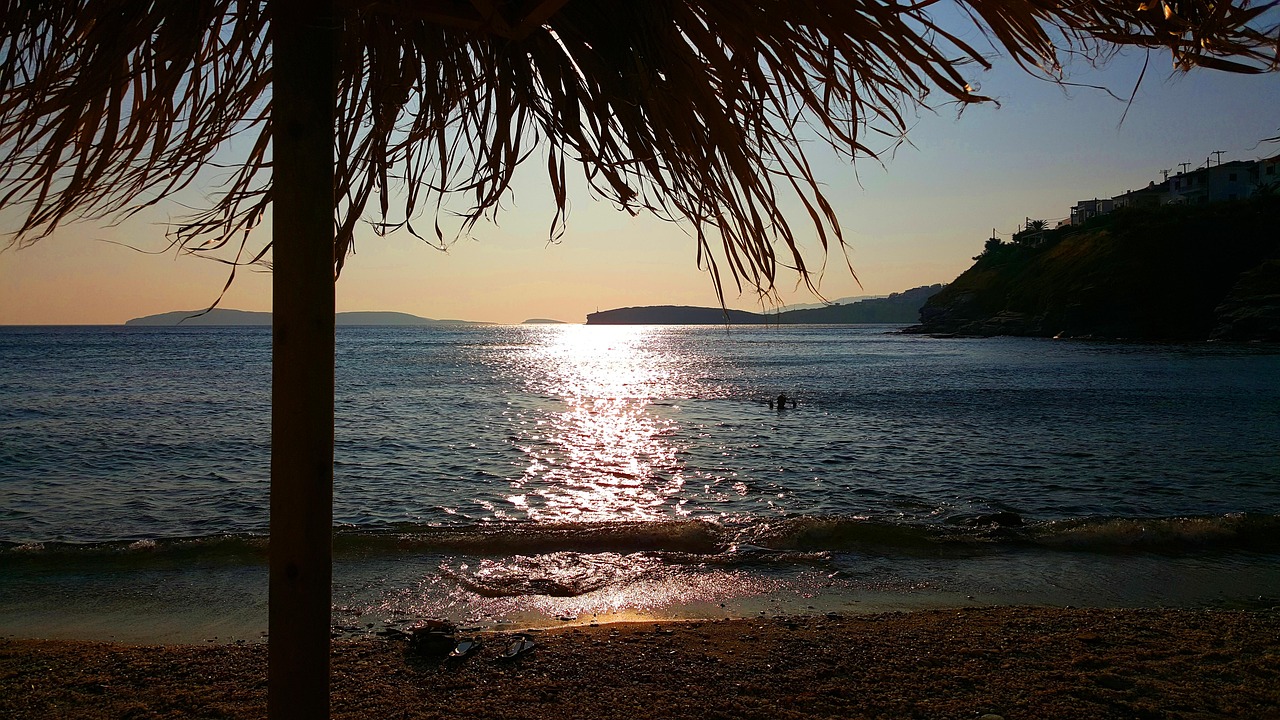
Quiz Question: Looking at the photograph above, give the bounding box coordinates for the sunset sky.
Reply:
[2,47,1279,325]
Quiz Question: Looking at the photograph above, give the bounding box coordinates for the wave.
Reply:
[4,513,1278,569]
[735,513,1280,554]
[1023,514,1280,552]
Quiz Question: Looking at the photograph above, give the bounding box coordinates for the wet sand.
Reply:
[3,606,1278,719]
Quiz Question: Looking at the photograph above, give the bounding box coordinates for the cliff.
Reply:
[909,194,1280,341]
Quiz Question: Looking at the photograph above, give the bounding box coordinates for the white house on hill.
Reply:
[1062,153,1279,224]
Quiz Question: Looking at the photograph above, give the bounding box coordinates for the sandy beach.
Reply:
[3,606,1278,719]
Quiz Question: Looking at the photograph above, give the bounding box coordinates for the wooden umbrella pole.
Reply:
[269,1,338,718]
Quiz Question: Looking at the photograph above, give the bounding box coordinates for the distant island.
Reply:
[125,309,491,327]
[776,294,881,311]
[586,285,944,325]
[522,318,566,324]
[909,194,1280,341]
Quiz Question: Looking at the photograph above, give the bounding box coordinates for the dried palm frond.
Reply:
[1,0,1276,300]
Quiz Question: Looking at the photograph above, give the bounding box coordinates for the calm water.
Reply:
[2,325,1278,641]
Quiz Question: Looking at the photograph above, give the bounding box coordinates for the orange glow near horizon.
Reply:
[3,54,1277,326]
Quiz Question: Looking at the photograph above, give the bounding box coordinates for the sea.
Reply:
[2,324,1279,643]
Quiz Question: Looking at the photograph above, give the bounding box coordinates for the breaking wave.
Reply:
[4,513,1278,571]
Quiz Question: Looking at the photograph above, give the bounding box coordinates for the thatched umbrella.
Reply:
[2,0,1275,716]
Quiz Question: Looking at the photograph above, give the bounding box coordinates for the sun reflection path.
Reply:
[507,326,696,523]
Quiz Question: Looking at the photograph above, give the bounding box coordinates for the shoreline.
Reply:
[10,515,1280,646]
[4,606,1278,719]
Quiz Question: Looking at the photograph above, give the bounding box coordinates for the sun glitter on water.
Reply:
[505,325,692,523]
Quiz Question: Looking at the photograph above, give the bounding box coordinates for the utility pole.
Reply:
[1161,168,1171,181]
[1178,162,1191,174]
[1211,150,1225,166]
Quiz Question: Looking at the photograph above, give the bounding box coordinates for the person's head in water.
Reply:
[777,393,788,408]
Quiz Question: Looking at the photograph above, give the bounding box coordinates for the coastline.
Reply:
[4,606,1278,719]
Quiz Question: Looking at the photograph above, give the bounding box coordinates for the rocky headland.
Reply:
[908,194,1280,341]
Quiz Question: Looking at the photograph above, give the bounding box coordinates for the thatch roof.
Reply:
[2,0,1276,298]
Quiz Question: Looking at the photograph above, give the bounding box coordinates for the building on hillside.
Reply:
[1253,153,1280,188]
[1112,180,1169,210]
[1069,198,1113,225]
[1167,159,1261,204]
[1059,152,1279,227]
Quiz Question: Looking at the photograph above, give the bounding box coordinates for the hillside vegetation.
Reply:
[910,194,1280,341]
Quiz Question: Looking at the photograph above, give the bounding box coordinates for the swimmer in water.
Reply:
[769,393,798,409]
